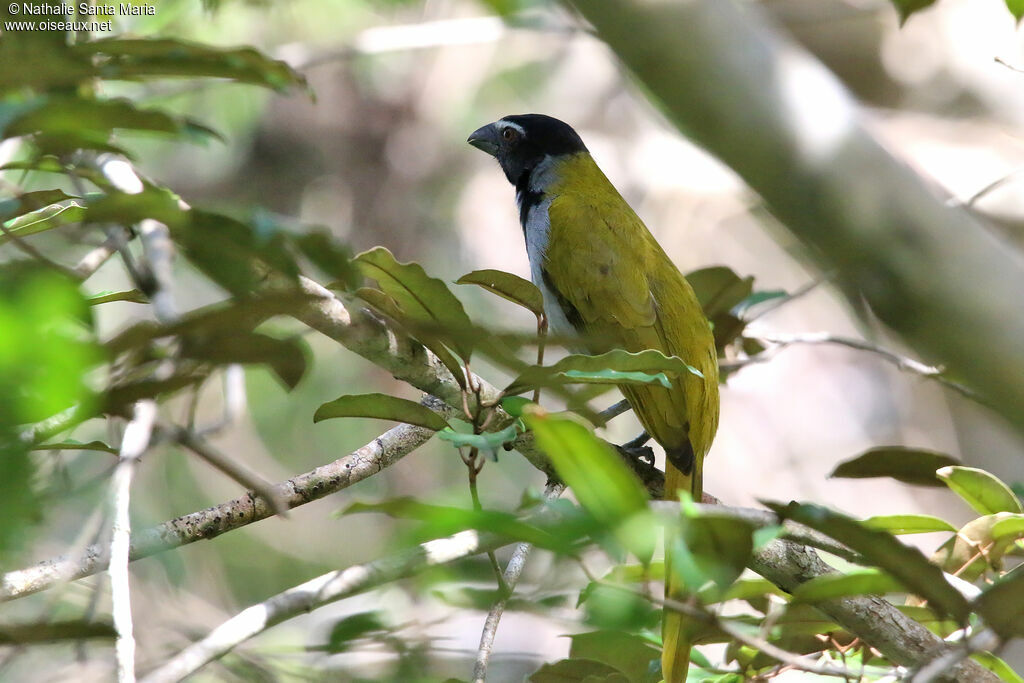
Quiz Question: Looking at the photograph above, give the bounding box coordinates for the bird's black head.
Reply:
[468,114,587,186]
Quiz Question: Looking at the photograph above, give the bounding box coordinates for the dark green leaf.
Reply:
[320,612,386,653]
[456,269,545,316]
[829,447,960,486]
[523,408,653,562]
[937,466,1024,515]
[974,566,1024,639]
[6,96,218,142]
[792,569,903,603]
[29,440,118,455]
[528,658,628,683]
[0,620,116,644]
[85,187,186,228]
[766,501,971,621]
[314,393,449,430]
[294,230,360,290]
[685,266,752,350]
[568,631,659,683]
[508,349,703,395]
[72,38,308,92]
[862,514,956,534]
[103,372,208,416]
[890,0,939,24]
[670,509,754,592]
[182,332,308,390]
[355,246,474,360]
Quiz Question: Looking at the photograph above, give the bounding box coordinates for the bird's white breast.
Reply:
[519,195,577,340]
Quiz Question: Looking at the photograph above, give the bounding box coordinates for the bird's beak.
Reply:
[467,123,500,156]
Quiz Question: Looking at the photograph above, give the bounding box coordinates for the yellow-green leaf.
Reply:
[314,393,449,431]
[937,466,1024,515]
[457,268,544,316]
[863,514,956,534]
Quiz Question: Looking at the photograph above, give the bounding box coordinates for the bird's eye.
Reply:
[502,127,519,142]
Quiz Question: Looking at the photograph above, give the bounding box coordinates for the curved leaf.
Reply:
[792,569,903,603]
[829,447,960,487]
[355,247,474,360]
[862,514,956,534]
[456,268,544,316]
[313,393,449,431]
[2,200,87,241]
[437,423,519,454]
[508,348,703,395]
[937,466,1023,515]
[523,407,652,562]
[974,566,1024,639]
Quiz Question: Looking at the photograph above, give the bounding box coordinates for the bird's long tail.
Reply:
[661,458,701,683]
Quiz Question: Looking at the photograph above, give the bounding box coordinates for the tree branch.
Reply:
[565,0,1024,434]
[1,398,449,602]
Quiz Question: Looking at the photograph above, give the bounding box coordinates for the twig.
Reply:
[2,399,450,602]
[140,531,504,683]
[109,400,157,683]
[73,226,130,280]
[0,222,79,279]
[472,481,565,683]
[910,628,1000,683]
[745,331,980,401]
[164,425,289,517]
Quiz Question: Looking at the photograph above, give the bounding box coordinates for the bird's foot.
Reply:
[616,431,654,466]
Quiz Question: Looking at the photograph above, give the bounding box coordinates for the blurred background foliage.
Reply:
[3,0,1024,681]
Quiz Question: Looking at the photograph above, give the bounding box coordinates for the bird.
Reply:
[468,114,719,683]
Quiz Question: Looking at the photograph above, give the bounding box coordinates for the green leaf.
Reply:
[937,466,1024,515]
[86,290,147,306]
[2,199,87,241]
[891,0,939,24]
[685,266,752,351]
[456,269,545,316]
[355,246,474,360]
[670,509,754,592]
[29,440,118,455]
[523,407,653,562]
[792,568,903,602]
[508,349,703,395]
[294,230,360,290]
[973,566,1024,639]
[71,38,308,92]
[766,501,971,622]
[1008,0,1024,24]
[314,393,449,431]
[500,396,532,417]
[972,652,1024,683]
[528,658,628,683]
[182,332,308,390]
[563,369,671,388]
[6,96,218,142]
[319,612,386,653]
[0,190,77,221]
[568,631,659,683]
[340,498,564,551]
[829,446,960,487]
[862,514,956,534]
[437,423,519,454]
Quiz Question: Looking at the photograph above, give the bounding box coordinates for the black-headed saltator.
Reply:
[469,114,720,683]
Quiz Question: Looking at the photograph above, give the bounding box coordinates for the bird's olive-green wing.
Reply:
[542,162,718,457]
